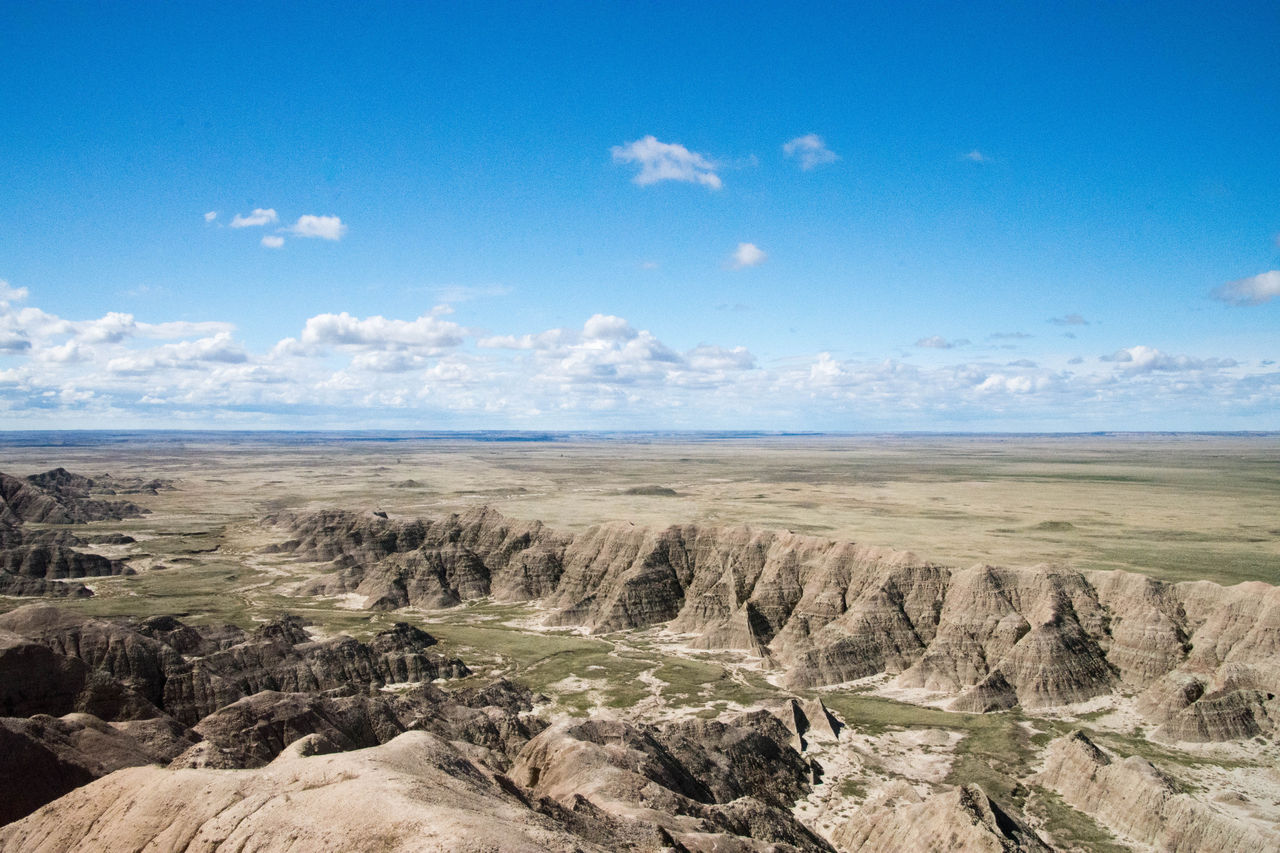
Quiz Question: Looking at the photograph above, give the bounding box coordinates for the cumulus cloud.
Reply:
[230,208,278,228]
[1,283,1276,429]
[204,211,218,222]
[1100,345,1237,372]
[611,136,722,189]
[298,311,464,351]
[730,243,767,269]
[782,134,839,170]
[107,333,248,374]
[284,215,347,241]
[1213,270,1280,306]
[261,235,285,249]
[1050,313,1090,326]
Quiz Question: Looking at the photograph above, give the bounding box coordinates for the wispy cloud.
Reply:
[230,208,278,228]
[432,283,512,303]
[989,331,1032,340]
[611,136,722,189]
[782,134,839,170]
[916,336,969,349]
[261,235,284,249]
[1213,270,1280,306]
[730,242,767,269]
[203,211,218,223]
[963,150,988,162]
[1050,313,1090,326]
[284,215,346,241]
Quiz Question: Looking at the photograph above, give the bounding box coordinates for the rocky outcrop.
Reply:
[1035,730,1279,852]
[0,712,196,825]
[0,467,151,599]
[511,715,832,851]
[0,573,92,598]
[1,715,837,851]
[265,508,1280,735]
[0,731,650,852]
[0,469,149,525]
[0,543,131,580]
[0,605,479,822]
[832,781,1051,852]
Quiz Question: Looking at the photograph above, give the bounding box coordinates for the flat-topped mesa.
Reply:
[264,507,1280,738]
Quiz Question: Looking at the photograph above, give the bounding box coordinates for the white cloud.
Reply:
[686,345,755,371]
[284,215,347,241]
[107,332,248,374]
[0,281,29,306]
[204,211,218,222]
[298,311,464,351]
[78,312,137,344]
[583,314,636,341]
[1213,270,1280,306]
[963,150,988,162]
[611,136,722,189]
[1100,345,1237,372]
[261,235,285,249]
[730,242,767,269]
[782,134,839,170]
[136,320,236,339]
[0,284,1275,430]
[230,208,278,228]
[1050,313,1090,326]
[916,335,954,349]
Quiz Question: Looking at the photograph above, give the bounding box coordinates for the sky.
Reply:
[1,1,1277,431]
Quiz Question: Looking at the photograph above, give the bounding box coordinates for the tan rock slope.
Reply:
[832,781,1051,852]
[0,731,626,852]
[1036,730,1280,851]
[267,507,1280,739]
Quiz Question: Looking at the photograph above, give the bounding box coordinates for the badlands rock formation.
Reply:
[1036,730,1280,851]
[0,605,473,822]
[832,781,1050,852]
[0,468,150,599]
[266,507,1280,740]
[0,622,834,851]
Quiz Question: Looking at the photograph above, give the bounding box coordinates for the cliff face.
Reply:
[266,508,1280,738]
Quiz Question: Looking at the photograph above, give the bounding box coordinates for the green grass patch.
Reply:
[1029,787,1131,853]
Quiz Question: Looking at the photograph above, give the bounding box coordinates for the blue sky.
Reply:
[1,1,1277,430]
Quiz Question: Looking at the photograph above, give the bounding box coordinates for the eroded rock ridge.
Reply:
[267,507,1280,739]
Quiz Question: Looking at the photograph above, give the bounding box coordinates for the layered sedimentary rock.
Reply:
[1,697,830,851]
[265,507,1280,737]
[0,469,150,525]
[832,781,1051,852]
[511,715,831,851]
[0,605,476,822]
[0,731,640,852]
[0,467,151,599]
[1036,730,1280,851]
[0,712,197,825]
